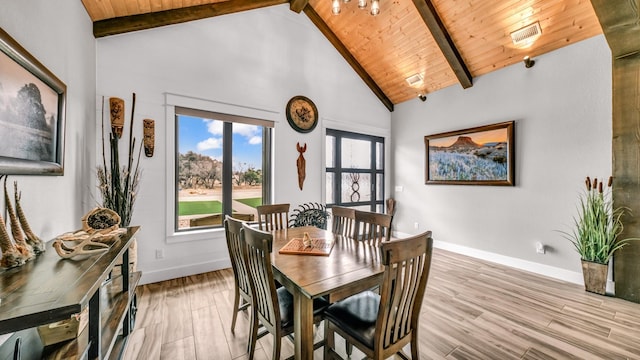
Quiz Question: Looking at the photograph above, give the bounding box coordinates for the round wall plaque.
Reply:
[286,95,318,133]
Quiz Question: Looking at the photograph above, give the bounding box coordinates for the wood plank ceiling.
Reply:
[81,0,603,111]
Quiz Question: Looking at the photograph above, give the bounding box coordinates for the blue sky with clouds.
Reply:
[178,115,263,169]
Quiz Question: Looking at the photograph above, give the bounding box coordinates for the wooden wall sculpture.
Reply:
[296,142,307,190]
[143,119,155,157]
[109,97,125,138]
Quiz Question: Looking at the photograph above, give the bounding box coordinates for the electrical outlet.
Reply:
[535,242,545,254]
[395,185,404,192]
[414,222,419,229]
[156,249,164,259]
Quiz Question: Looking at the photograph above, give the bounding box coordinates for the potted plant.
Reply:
[562,176,637,295]
[96,93,142,270]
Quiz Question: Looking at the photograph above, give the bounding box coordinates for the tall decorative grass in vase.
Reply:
[96,93,142,227]
[561,176,638,294]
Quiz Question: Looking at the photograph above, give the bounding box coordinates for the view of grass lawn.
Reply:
[235,197,262,208]
[179,200,223,216]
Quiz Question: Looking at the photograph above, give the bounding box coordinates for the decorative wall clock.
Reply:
[286,95,318,133]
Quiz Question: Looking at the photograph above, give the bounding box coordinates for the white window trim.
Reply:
[164,93,279,243]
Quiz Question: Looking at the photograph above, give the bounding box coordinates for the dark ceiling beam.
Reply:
[289,0,309,13]
[590,0,640,59]
[411,0,472,89]
[93,0,288,38]
[303,6,394,112]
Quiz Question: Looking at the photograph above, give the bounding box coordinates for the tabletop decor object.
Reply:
[425,121,514,185]
[560,176,639,294]
[0,176,45,269]
[52,207,126,259]
[3,177,34,261]
[286,96,318,133]
[278,235,334,256]
[97,93,142,228]
[289,202,329,229]
[13,180,45,254]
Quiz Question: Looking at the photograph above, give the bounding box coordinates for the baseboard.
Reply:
[140,258,231,285]
[394,231,584,286]
[142,237,591,288]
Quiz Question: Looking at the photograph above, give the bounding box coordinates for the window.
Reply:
[175,106,272,231]
[326,129,384,212]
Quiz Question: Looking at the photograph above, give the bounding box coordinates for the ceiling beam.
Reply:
[411,0,472,89]
[590,0,640,59]
[289,0,309,13]
[93,0,288,38]
[303,6,394,112]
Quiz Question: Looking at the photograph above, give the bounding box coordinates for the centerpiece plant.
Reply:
[562,176,637,294]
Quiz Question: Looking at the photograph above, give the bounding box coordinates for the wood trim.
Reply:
[411,0,472,89]
[590,0,640,303]
[590,0,640,59]
[93,0,289,37]
[289,0,309,13]
[303,6,394,112]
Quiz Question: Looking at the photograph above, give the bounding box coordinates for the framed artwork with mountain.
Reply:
[424,121,514,186]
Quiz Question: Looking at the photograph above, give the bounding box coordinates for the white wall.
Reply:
[0,1,96,239]
[391,35,612,283]
[96,4,391,284]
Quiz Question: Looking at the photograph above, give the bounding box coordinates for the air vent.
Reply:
[405,73,424,87]
[510,22,542,46]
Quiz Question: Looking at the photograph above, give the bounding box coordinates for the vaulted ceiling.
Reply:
[80,0,603,111]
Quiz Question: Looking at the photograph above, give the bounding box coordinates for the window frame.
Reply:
[165,93,278,243]
[326,128,385,212]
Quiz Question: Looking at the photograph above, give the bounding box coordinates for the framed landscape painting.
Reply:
[0,27,66,175]
[425,121,514,186]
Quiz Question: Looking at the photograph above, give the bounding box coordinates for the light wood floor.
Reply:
[123,249,640,359]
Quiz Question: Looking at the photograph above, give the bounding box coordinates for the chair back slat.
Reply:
[224,216,251,299]
[241,224,281,334]
[377,231,433,351]
[331,206,356,238]
[354,210,393,245]
[256,203,290,231]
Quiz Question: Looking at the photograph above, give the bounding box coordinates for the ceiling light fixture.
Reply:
[332,0,381,16]
[332,0,341,15]
[510,22,542,48]
[405,73,424,87]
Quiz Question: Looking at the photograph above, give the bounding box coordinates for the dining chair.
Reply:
[331,206,356,238]
[353,210,393,246]
[323,231,434,360]
[256,203,290,231]
[223,216,252,334]
[241,224,329,360]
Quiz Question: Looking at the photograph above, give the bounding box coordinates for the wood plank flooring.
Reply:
[123,249,640,359]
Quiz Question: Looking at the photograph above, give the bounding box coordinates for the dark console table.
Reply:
[0,226,141,360]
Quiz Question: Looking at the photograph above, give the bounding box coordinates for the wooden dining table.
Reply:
[271,226,385,360]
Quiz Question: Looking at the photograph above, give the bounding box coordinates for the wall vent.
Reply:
[510,22,542,46]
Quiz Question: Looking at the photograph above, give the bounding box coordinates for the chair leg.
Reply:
[346,340,353,357]
[411,333,419,359]
[231,288,240,333]
[272,333,281,360]
[324,320,334,360]
[247,308,259,359]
